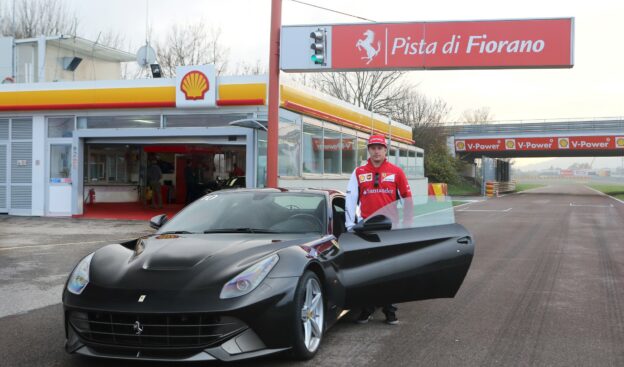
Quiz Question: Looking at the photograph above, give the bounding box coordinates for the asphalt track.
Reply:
[0,183,623,366]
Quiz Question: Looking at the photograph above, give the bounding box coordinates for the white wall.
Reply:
[44,43,122,82]
[0,37,13,80]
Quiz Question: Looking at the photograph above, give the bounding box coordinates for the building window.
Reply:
[50,145,71,180]
[342,133,356,174]
[85,144,141,184]
[279,119,301,177]
[165,114,247,128]
[399,149,408,172]
[357,138,368,166]
[77,116,160,129]
[389,148,397,165]
[407,150,416,178]
[256,130,267,188]
[47,117,74,138]
[302,124,323,174]
[322,129,340,174]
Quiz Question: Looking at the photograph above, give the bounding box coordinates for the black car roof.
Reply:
[215,187,344,196]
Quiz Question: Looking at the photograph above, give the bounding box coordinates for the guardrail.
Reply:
[446,117,624,136]
[485,180,517,197]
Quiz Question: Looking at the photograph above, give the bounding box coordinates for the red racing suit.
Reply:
[345,159,412,230]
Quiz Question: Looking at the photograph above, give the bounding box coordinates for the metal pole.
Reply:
[266,0,281,188]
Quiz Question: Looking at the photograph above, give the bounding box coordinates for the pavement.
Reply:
[0,183,623,366]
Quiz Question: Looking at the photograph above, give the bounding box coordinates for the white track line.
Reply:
[569,202,614,208]
[458,208,513,212]
[583,185,624,205]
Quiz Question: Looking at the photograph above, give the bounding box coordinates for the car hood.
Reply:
[88,233,318,291]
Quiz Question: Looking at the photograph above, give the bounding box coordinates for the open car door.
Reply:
[337,197,474,308]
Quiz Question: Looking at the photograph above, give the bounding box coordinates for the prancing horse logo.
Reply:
[133,321,144,335]
[356,30,381,65]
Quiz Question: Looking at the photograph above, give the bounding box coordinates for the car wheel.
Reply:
[291,270,324,360]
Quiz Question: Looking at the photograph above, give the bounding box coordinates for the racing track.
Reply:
[0,183,622,366]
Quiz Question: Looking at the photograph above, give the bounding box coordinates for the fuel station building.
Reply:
[0,64,425,217]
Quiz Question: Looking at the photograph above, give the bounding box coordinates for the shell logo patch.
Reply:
[616,137,624,148]
[358,173,373,183]
[455,141,466,151]
[558,137,569,149]
[505,139,516,150]
[180,70,209,100]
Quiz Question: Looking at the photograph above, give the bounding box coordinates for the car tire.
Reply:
[291,270,324,360]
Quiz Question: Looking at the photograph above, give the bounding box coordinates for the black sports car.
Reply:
[63,188,474,362]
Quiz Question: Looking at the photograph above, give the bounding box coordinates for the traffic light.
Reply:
[310,28,326,65]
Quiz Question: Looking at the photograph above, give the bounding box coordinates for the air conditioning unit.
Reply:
[62,56,82,71]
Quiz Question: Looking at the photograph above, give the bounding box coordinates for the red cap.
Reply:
[367,135,387,147]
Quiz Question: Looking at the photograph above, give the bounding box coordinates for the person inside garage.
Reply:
[345,134,413,325]
[146,156,163,209]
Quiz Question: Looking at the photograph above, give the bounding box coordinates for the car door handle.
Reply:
[457,237,471,245]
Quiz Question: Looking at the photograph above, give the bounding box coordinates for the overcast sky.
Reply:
[67,0,624,168]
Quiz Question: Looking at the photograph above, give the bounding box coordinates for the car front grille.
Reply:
[69,311,246,348]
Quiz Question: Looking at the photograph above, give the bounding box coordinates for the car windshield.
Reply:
[159,191,327,235]
[363,195,456,230]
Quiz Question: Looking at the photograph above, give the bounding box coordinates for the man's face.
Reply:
[368,144,387,164]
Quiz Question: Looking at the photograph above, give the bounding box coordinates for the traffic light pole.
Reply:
[266,0,281,188]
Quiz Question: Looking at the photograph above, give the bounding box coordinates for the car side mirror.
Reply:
[149,214,168,229]
[352,214,392,233]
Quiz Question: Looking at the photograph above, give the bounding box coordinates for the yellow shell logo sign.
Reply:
[456,141,465,150]
[180,70,209,100]
[617,137,624,147]
[559,138,569,148]
[506,140,515,149]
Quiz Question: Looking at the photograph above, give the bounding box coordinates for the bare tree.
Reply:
[155,21,229,77]
[292,71,410,117]
[460,106,494,124]
[232,59,266,76]
[0,0,78,38]
[392,90,452,152]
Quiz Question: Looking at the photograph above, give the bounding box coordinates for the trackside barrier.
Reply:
[428,183,448,198]
[485,181,516,197]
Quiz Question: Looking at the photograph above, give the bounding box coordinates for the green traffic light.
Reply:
[311,54,324,64]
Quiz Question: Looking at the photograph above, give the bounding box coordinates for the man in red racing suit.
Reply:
[345,134,413,325]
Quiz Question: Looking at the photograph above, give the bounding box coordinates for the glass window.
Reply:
[256,130,267,187]
[399,149,408,172]
[389,148,397,164]
[165,114,247,128]
[416,151,424,177]
[47,117,74,138]
[407,150,416,177]
[50,145,71,181]
[85,144,141,184]
[323,129,341,174]
[279,119,301,177]
[77,116,160,129]
[357,138,368,166]
[160,191,327,235]
[302,124,323,174]
[342,133,356,174]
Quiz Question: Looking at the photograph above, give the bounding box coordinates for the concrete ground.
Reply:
[0,183,623,366]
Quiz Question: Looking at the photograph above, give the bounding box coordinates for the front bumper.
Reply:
[63,277,299,362]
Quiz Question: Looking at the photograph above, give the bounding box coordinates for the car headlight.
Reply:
[67,253,94,295]
[220,254,279,299]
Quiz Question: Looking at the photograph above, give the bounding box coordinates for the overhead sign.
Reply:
[281,18,574,72]
[175,65,216,108]
[455,135,623,152]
